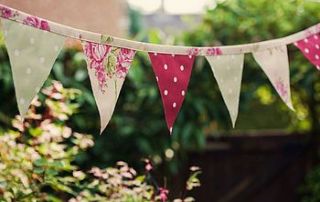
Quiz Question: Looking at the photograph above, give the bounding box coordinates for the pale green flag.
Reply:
[252,45,294,110]
[1,19,65,118]
[206,54,244,127]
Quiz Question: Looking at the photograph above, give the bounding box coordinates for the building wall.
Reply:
[0,0,128,37]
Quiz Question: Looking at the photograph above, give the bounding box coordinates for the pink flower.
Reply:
[23,16,51,31]
[187,48,200,56]
[95,68,107,90]
[0,6,14,19]
[206,47,222,56]
[145,163,153,171]
[116,66,129,79]
[275,78,288,99]
[144,159,153,172]
[40,20,50,31]
[159,187,169,202]
[84,42,110,63]
[115,48,135,79]
[83,42,111,90]
[83,44,134,91]
[23,16,40,28]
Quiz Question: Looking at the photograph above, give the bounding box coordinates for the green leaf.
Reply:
[33,168,44,174]
[34,158,47,167]
[46,169,59,176]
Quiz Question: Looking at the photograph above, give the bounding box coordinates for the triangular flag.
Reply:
[148,53,195,134]
[252,45,294,110]
[205,54,244,127]
[1,18,65,118]
[294,33,320,70]
[82,41,136,133]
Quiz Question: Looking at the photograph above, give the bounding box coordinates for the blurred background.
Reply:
[0,0,320,201]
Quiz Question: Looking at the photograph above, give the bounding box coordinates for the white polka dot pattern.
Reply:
[149,53,195,134]
[2,18,65,118]
[206,53,244,128]
[294,33,320,71]
[173,77,178,83]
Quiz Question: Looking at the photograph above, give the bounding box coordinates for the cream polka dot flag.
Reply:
[206,54,244,127]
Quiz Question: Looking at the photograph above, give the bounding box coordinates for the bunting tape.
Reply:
[0,4,320,56]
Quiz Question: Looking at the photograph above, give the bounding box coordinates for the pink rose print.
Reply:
[206,47,222,56]
[0,6,14,19]
[187,48,201,56]
[40,20,50,31]
[83,42,135,93]
[83,42,111,91]
[23,16,40,28]
[275,78,288,101]
[116,48,136,79]
[23,16,51,31]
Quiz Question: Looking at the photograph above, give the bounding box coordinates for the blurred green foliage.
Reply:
[0,0,320,182]
[173,0,320,133]
[0,81,94,201]
[300,165,320,202]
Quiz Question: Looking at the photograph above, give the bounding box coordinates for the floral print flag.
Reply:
[1,18,65,118]
[252,45,294,110]
[294,33,320,70]
[148,53,195,134]
[205,54,244,127]
[82,42,136,134]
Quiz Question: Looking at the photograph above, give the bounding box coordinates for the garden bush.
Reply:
[0,81,200,202]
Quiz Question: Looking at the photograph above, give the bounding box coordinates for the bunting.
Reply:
[206,54,244,127]
[252,46,294,110]
[1,18,65,118]
[148,53,195,134]
[0,4,319,134]
[82,42,136,133]
[294,33,320,70]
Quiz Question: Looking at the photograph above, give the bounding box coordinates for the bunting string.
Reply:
[0,4,320,56]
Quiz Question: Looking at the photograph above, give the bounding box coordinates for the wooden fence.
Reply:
[174,132,317,202]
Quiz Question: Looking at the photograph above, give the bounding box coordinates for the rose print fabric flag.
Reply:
[82,42,136,133]
[294,33,320,70]
[205,54,244,127]
[1,18,65,118]
[148,53,195,134]
[252,45,294,110]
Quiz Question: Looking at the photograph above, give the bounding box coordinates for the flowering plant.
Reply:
[0,81,200,202]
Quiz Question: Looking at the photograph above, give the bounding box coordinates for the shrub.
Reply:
[0,81,200,202]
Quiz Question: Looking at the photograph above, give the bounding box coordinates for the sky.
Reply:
[126,0,216,14]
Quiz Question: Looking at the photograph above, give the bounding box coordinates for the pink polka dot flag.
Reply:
[294,33,320,70]
[149,53,195,134]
